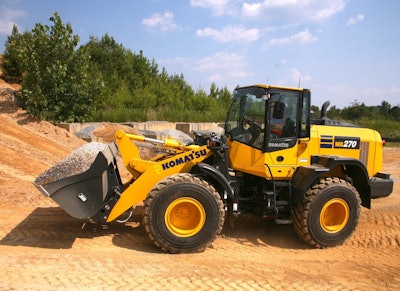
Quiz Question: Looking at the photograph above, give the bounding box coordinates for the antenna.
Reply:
[298,76,301,88]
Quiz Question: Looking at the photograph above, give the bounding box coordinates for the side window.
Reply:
[270,93,298,139]
[300,92,310,138]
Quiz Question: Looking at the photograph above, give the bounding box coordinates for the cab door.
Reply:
[265,89,311,179]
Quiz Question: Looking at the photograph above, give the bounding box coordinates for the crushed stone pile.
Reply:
[34,142,107,185]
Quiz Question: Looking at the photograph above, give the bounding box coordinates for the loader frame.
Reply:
[34,84,393,253]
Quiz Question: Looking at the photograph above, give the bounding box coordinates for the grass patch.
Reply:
[384,142,400,148]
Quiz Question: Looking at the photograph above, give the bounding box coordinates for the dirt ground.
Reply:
[0,80,399,291]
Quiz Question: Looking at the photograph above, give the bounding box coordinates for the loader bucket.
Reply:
[34,142,123,220]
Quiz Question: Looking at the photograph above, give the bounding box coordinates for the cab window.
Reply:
[270,92,298,139]
[226,89,266,150]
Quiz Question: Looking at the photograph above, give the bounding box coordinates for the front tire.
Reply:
[293,177,361,248]
[143,173,225,253]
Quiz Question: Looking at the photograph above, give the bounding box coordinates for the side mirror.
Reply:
[273,102,285,119]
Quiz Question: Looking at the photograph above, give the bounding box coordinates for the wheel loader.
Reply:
[34,84,393,253]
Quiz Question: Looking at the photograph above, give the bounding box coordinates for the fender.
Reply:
[291,155,371,208]
[192,163,234,199]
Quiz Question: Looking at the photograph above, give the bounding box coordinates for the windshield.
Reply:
[225,87,267,149]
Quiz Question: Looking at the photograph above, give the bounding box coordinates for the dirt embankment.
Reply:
[0,79,399,290]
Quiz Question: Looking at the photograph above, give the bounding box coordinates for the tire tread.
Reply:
[293,177,361,248]
[143,173,225,253]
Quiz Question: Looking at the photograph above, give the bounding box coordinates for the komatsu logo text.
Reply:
[161,149,207,171]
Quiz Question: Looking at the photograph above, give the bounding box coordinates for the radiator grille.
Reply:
[359,142,369,167]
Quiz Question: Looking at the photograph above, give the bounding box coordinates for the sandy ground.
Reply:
[0,81,399,290]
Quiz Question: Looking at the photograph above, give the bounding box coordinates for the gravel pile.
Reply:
[35,142,108,185]
[75,123,101,141]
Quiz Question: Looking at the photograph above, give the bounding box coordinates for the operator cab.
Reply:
[225,85,311,152]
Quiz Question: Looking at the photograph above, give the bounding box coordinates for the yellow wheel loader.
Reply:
[34,84,393,253]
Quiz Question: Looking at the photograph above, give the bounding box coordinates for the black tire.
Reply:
[293,177,361,248]
[143,173,225,253]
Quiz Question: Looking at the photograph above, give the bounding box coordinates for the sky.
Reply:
[0,0,399,109]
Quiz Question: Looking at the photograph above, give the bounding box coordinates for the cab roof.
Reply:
[235,84,310,92]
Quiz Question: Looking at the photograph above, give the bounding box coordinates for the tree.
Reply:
[2,25,32,82]
[21,13,102,122]
[341,100,368,122]
[310,105,320,120]
[327,105,341,119]
[209,82,218,99]
[378,101,391,118]
[389,106,400,121]
[218,86,233,108]
[80,36,165,121]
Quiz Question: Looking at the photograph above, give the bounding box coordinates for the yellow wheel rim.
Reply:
[320,198,349,233]
[165,197,206,237]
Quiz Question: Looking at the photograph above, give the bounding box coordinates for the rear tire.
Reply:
[143,173,225,253]
[293,177,361,248]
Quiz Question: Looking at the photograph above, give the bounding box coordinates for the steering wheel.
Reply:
[243,118,263,143]
[244,118,261,131]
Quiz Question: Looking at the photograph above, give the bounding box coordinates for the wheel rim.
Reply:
[320,198,350,233]
[165,197,206,237]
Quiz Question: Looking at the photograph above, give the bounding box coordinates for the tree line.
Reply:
[1,13,399,140]
[311,100,400,141]
[1,13,231,123]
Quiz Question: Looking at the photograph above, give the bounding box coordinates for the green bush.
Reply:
[359,118,400,141]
